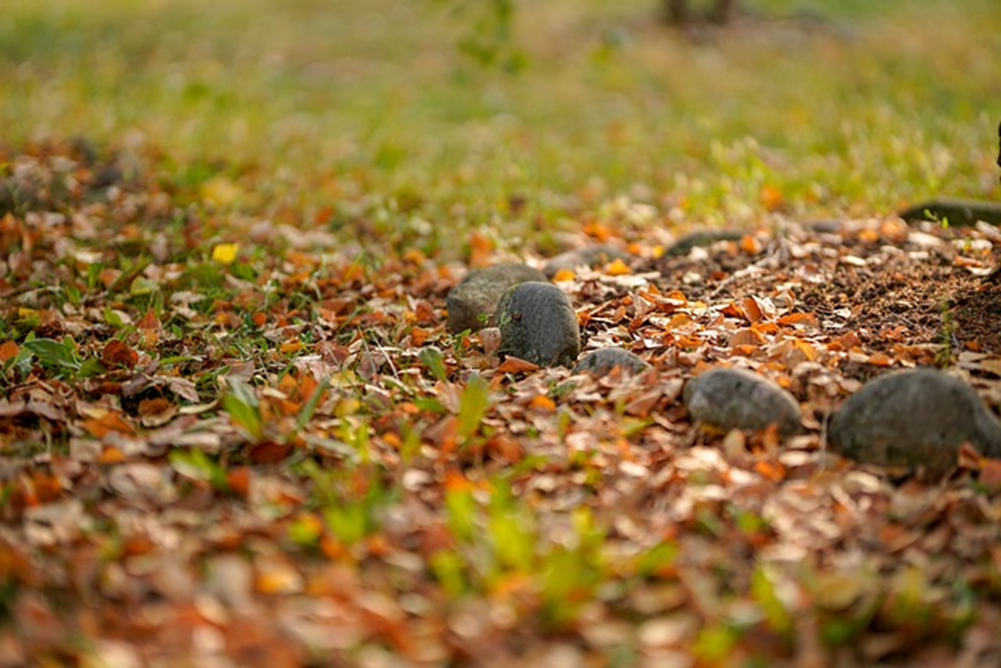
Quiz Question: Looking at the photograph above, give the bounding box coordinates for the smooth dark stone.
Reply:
[496,282,581,368]
[446,263,546,333]
[684,367,802,435]
[898,198,1001,227]
[829,368,1001,478]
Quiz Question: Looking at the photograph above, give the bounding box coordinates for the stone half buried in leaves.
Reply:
[543,244,632,278]
[446,263,546,333]
[828,368,1001,479]
[573,347,651,376]
[496,281,581,368]
[683,367,802,436]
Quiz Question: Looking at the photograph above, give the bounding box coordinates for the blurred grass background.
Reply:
[2,0,999,256]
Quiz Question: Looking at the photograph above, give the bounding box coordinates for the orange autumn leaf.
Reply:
[759,184,784,211]
[0,340,18,362]
[443,469,475,493]
[83,412,136,438]
[777,312,819,328]
[837,331,862,350]
[729,328,766,347]
[255,562,303,595]
[410,326,430,347]
[99,447,126,464]
[136,309,162,332]
[867,352,893,367]
[740,235,763,254]
[225,466,252,496]
[740,296,764,323]
[468,230,493,268]
[665,313,693,329]
[663,290,688,304]
[528,394,556,411]
[789,339,819,362]
[552,268,576,282]
[497,357,540,374]
[605,258,631,276]
[101,339,139,368]
[99,267,121,288]
[674,335,703,348]
[721,302,744,319]
[583,220,613,241]
[754,459,786,482]
[486,433,524,463]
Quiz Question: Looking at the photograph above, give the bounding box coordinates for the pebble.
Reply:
[446,263,546,333]
[683,367,802,435]
[496,282,581,368]
[573,347,650,376]
[828,368,1001,478]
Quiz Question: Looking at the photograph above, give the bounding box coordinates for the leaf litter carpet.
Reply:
[2,144,1001,666]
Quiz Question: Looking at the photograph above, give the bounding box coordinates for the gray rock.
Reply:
[664,229,745,257]
[446,263,546,333]
[684,367,802,436]
[543,245,631,278]
[828,368,1001,478]
[898,198,1001,227]
[574,347,650,376]
[497,282,581,368]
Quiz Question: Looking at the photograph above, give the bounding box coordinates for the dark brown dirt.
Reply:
[649,219,1001,380]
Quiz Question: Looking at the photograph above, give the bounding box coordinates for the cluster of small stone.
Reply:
[445,249,647,374]
[446,249,1001,478]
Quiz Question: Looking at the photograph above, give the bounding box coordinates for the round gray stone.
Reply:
[543,245,632,278]
[684,367,802,436]
[496,282,581,368]
[828,368,1001,477]
[574,347,651,376]
[446,263,546,333]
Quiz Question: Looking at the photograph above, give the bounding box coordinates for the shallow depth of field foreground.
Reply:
[2,1,1001,666]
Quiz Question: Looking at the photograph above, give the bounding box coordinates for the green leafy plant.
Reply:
[168,448,229,492]
[220,377,263,441]
[21,337,103,378]
[458,373,491,444]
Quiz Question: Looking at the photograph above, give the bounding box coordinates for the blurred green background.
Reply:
[3,0,999,254]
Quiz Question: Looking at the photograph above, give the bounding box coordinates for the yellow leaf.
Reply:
[211,243,240,264]
[552,268,576,282]
[605,258,631,275]
[200,176,243,207]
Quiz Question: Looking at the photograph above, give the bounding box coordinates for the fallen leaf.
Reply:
[0,340,18,362]
[496,357,539,374]
[211,242,240,264]
[101,339,139,369]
